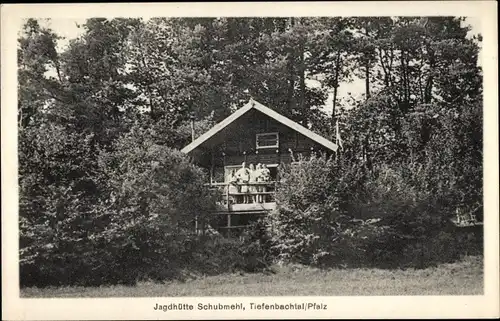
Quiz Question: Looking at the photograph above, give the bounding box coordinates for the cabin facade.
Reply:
[181,99,338,235]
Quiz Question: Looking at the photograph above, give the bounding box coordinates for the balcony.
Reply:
[206,181,277,214]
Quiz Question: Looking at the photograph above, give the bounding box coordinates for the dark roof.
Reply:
[181,98,338,154]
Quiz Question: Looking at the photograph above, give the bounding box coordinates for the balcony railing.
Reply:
[205,181,277,212]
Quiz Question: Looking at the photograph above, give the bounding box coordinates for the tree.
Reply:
[352,17,393,99]
[340,16,483,224]
[55,18,141,146]
[18,19,62,129]
[308,17,355,125]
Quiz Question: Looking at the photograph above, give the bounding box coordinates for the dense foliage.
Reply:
[18,17,482,286]
[269,156,481,269]
[267,154,345,265]
[20,127,218,286]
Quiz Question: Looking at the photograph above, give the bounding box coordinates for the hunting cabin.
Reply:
[181,98,338,235]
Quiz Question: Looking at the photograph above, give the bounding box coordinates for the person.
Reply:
[224,169,239,204]
[235,162,250,204]
[248,163,258,203]
[260,164,271,203]
[255,163,264,203]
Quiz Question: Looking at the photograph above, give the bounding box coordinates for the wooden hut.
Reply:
[181,98,338,235]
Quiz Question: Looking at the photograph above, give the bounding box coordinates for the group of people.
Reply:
[226,162,271,204]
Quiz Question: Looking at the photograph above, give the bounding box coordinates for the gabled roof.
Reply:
[181,99,338,154]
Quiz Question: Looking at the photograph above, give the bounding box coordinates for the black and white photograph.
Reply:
[2,2,499,320]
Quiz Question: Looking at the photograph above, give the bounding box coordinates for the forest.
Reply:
[18,17,483,287]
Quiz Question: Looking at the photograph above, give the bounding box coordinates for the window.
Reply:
[256,132,279,149]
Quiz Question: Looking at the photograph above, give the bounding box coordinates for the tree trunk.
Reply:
[424,47,435,103]
[379,48,391,88]
[298,20,306,126]
[55,63,63,83]
[365,61,370,99]
[332,86,337,122]
[364,27,371,100]
[401,52,406,102]
[286,17,296,115]
[424,74,434,103]
[400,50,409,111]
[331,51,341,127]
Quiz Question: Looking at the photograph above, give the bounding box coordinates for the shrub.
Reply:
[266,153,351,266]
[179,222,274,277]
[19,123,104,287]
[265,154,477,270]
[266,153,404,268]
[237,218,275,272]
[19,127,218,287]
[88,128,218,285]
[339,164,473,269]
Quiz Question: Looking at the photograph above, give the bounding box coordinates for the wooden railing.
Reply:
[205,181,278,187]
[205,181,277,209]
[200,181,278,236]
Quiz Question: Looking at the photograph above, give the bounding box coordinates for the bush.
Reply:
[19,123,104,287]
[337,164,477,269]
[266,153,351,266]
[398,227,482,269]
[264,155,478,270]
[188,232,272,276]
[19,127,218,287]
[266,154,406,268]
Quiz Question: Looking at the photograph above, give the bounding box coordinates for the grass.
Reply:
[21,256,483,297]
